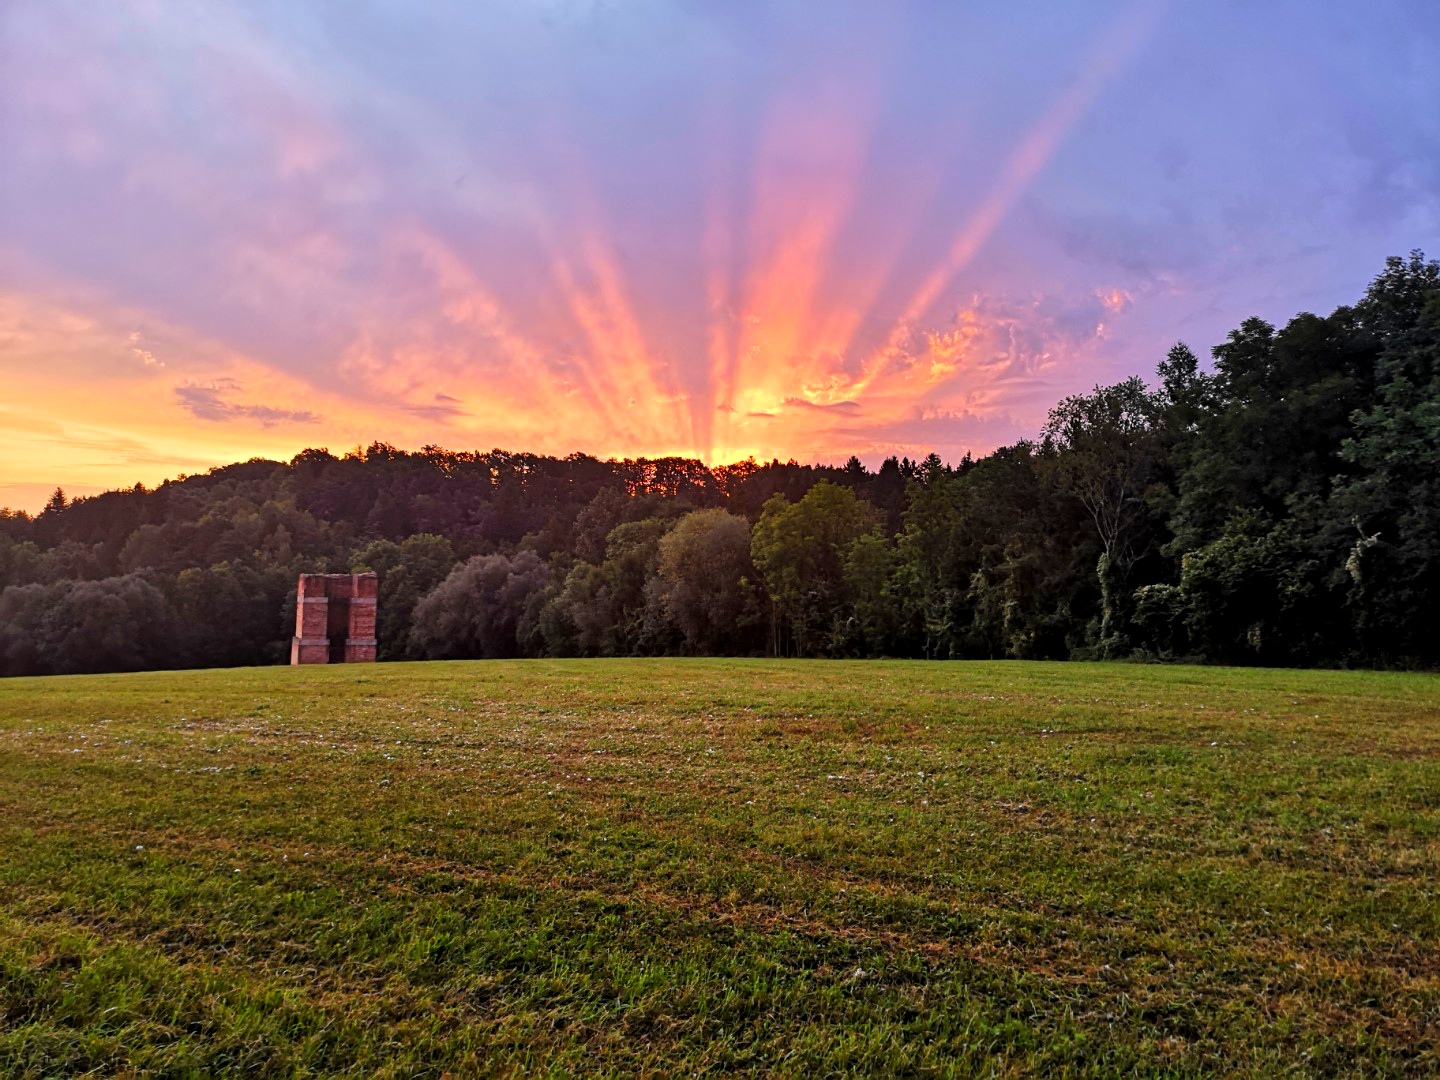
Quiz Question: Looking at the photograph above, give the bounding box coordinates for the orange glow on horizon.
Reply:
[0,5,1166,514]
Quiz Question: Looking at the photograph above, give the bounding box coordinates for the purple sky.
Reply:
[2,0,1437,510]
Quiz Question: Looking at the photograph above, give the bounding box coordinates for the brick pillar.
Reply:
[291,574,331,664]
[345,572,378,662]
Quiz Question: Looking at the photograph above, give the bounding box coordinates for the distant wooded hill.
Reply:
[3,251,1437,675]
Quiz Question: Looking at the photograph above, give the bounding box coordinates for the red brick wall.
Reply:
[291,572,378,665]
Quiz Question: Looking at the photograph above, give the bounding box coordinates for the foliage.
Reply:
[751,482,878,656]
[408,552,551,659]
[1333,253,1440,663]
[352,534,458,660]
[1,251,1438,672]
[538,518,675,657]
[654,509,761,654]
[0,575,174,675]
[1043,377,1164,654]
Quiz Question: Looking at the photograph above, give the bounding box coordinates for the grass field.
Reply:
[1,659,1437,1077]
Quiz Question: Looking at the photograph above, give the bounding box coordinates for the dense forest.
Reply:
[3,252,1437,676]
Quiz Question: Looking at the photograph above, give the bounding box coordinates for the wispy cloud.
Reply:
[403,402,468,422]
[782,397,861,414]
[128,331,164,368]
[175,380,320,426]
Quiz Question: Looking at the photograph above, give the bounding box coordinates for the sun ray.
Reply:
[542,239,678,450]
[392,228,629,443]
[701,84,751,463]
[513,109,698,455]
[715,75,880,457]
[846,0,1166,400]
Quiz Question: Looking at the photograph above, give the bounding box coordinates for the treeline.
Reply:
[2,251,1437,675]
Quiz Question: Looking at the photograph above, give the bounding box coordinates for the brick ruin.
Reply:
[291,572,378,664]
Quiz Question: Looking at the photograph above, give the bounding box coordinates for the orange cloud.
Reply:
[0,5,1173,511]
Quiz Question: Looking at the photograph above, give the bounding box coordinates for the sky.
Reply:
[2,1,1437,512]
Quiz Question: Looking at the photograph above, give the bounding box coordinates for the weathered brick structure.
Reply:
[291,573,378,664]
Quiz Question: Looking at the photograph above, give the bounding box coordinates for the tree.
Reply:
[539,518,674,656]
[172,562,293,668]
[1332,251,1440,663]
[1177,513,1329,666]
[1043,377,1163,653]
[0,575,175,676]
[0,508,34,543]
[353,534,458,659]
[0,535,43,590]
[655,509,760,654]
[894,468,964,659]
[840,529,901,656]
[751,482,878,656]
[409,551,551,659]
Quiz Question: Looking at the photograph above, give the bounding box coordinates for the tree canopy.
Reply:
[3,251,1437,673]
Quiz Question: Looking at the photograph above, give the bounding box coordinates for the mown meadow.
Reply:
[1,659,1437,1076]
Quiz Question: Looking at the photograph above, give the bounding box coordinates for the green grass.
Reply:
[1,659,1436,1077]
